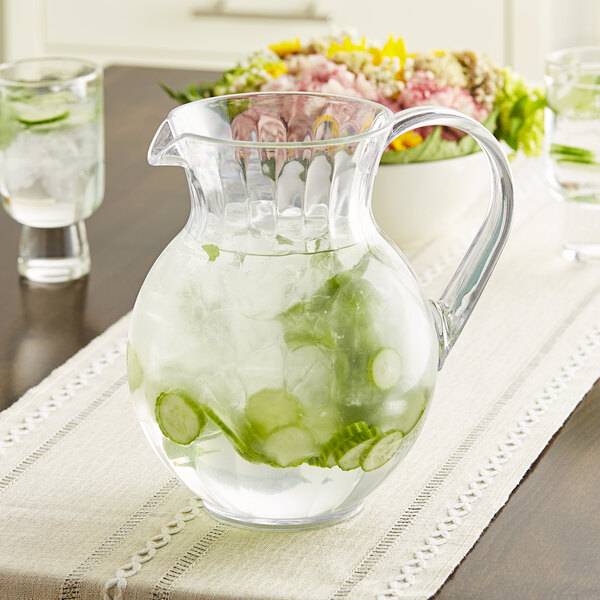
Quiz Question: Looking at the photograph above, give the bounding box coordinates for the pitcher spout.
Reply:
[146,92,395,251]
[148,119,188,167]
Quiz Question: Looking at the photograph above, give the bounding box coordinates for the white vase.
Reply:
[371,152,490,249]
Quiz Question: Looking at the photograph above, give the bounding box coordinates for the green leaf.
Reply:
[493,67,546,157]
[380,110,498,165]
[159,81,217,104]
[202,244,220,261]
[279,252,387,423]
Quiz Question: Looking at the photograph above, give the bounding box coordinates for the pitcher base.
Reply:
[202,501,364,531]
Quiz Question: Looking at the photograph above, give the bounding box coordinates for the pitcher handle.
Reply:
[386,106,514,369]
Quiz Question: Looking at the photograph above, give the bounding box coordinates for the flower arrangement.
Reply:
[162,32,545,163]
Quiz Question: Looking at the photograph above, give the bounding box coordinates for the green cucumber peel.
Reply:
[334,431,380,471]
[360,429,405,472]
[17,108,69,126]
[202,406,263,463]
[320,421,375,464]
[155,391,207,445]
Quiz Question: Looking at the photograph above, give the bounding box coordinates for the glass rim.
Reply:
[546,45,600,71]
[0,56,102,87]
[162,91,395,151]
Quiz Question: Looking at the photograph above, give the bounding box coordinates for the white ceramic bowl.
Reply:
[371,152,490,249]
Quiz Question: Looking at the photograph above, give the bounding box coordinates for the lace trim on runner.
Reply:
[378,323,600,598]
[417,240,466,289]
[103,497,226,600]
[0,338,127,456]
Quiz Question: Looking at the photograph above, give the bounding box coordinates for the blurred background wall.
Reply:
[0,0,599,80]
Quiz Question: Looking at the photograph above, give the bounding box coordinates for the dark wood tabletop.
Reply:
[0,65,598,599]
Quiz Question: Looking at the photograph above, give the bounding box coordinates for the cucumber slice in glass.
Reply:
[306,455,327,468]
[369,347,402,390]
[359,429,405,472]
[320,421,374,466]
[126,342,143,392]
[155,391,207,445]
[202,406,262,463]
[334,430,380,471]
[261,425,319,467]
[17,107,70,126]
[245,388,301,436]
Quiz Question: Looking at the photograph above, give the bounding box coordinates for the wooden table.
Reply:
[0,65,598,599]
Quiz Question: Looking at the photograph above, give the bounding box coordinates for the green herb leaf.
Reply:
[279,253,386,422]
[202,244,220,261]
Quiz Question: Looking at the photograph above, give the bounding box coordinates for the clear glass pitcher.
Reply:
[128,92,512,530]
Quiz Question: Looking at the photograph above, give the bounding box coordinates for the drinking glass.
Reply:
[0,57,104,282]
[545,47,600,262]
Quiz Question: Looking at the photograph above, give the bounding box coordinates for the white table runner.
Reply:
[1,158,598,600]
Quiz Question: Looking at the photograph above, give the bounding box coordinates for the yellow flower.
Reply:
[368,47,384,66]
[430,49,447,57]
[328,36,367,57]
[381,35,407,62]
[265,62,288,78]
[269,38,301,58]
[390,131,423,151]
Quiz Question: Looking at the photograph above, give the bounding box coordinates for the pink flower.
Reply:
[398,70,490,140]
[231,107,288,173]
[231,112,258,142]
[257,114,286,143]
[264,54,381,102]
[262,55,388,140]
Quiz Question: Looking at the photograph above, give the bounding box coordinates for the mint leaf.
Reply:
[202,244,220,261]
[280,253,386,422]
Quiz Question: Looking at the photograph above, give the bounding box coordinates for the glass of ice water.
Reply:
[545,47,600,262]
[0,57,104,282]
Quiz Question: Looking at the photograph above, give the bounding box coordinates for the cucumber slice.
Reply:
[320,421,374,466]
[17,107,69,126]
[359,429,404,472]
[302,407,341,444]
[126,342,143,392]
[334,429,380,471]
[245,388,301,436]
[155,391,207,445]
[261,425,319,467]
[306,455,327,468]
[202,406,262,463]
[369,348,402,390]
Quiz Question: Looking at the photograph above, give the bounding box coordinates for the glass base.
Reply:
[560,200,600,264]
[562,243,600,263]
[17,222,90,283]
[202,501,364,531]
